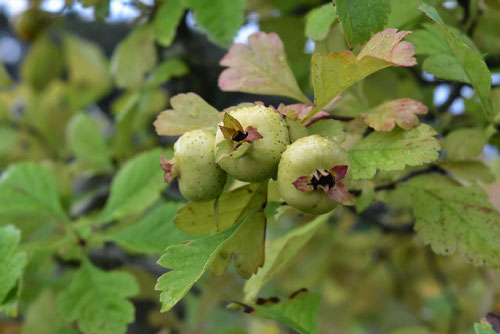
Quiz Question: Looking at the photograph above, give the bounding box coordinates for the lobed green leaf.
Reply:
[0,162,68,221]
[348,124,440,180]
[57,261,139,334]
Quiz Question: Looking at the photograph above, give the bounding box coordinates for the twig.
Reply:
[346,205,415,235]
[305,113,356,127]
[350,165,445,196]
[437,83,464,113]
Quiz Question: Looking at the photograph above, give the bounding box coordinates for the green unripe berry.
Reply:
[215,105,290,182]
[173,130,227,201]
[277,135,352,215]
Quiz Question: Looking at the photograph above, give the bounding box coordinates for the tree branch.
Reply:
[437,83,464,113]
[350,165,445,196]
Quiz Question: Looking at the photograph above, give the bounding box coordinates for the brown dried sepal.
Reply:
[160,153,179,183]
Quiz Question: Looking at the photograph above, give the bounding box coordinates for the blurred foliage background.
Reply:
[0,0,499,334]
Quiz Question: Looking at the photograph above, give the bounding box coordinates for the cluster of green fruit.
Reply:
[161,105,354,214]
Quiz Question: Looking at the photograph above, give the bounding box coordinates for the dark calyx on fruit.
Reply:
[232,130,249,142]
[310,170,335,190]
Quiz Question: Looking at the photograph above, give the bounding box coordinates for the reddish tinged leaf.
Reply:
[160,153,177,183]
[327,182,354,206]
[357,29,417,67]
[308,28,416,120]
[277,103,313,120]
[293,176,314,192]
[218,32,310,104]
[277,96,341,123]
[360,98,428,131]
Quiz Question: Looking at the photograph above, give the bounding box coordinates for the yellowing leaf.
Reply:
[406,175,500,268]
[111,24,157,89]
[348,124,440,180]
[360,98,428,131]
[154,93,222,136]
[63,34,111,95]
[211,211,266,279]
[174,183,264,233]
[309,28,416,119]
[218,32,310,104]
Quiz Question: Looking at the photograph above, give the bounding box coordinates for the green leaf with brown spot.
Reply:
[405,175,500,268]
